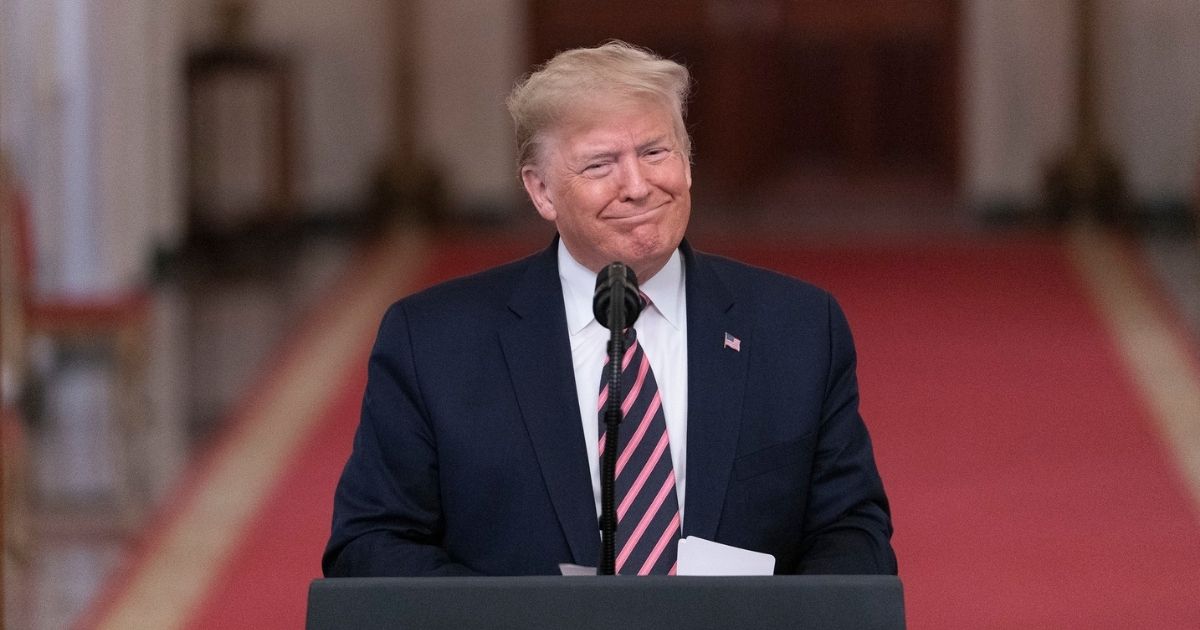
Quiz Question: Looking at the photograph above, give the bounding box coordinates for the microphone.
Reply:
[592,262,643,330]
[593,262,642,575]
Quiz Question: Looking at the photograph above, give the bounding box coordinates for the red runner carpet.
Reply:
[722,236,1200,628]
[179,238,537,630]
[89,232,1200,629]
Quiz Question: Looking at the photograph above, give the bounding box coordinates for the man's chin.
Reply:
[621,243,678,281]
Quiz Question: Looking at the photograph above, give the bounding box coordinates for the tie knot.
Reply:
[623,292,650,345]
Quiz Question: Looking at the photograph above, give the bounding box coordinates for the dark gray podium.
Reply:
[307,575,905,629]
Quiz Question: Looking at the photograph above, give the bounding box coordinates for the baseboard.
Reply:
[970,195,1197,235]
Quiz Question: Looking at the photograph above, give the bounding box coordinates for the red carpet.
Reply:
[181,238,540,630]
[184,354,369,630]
[98,232,1200,628]
[712,236,1200,628]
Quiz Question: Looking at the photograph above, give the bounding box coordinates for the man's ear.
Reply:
[521,166,556,222]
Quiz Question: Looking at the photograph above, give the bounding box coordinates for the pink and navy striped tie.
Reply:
[598,327,681,575]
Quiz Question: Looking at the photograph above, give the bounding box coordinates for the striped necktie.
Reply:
[598,327,681,575]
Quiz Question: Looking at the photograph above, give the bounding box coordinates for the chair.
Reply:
[0,155,153,525]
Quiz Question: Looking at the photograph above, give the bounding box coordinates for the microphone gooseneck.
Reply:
[593,262,641,575]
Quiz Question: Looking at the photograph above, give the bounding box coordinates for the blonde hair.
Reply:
[506,40,692,169]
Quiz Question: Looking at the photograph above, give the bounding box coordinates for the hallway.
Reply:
[11,189,1200,627]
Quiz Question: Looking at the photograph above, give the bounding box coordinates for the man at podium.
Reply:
[323,41,896,577]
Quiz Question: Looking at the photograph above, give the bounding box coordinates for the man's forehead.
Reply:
[551,107,676,152]
[568,130,671,154]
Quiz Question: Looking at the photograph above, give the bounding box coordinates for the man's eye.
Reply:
[583,163,612,176]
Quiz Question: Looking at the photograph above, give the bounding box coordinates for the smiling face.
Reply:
[520,97,692,282]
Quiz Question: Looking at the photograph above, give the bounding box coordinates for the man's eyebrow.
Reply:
[637,135,670,151]
[577,148,619,163]
[573,135,671,164]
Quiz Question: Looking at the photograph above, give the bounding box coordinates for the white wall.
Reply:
[414,0,525,214]
[244,0,400,212]
[148,1,190,252]
[1098,0,1200,206]
[183,0,526,215]
[962,0,1200,211]
[9,0,1197,297]
[185,0,400,213]
[961,0,1076,209]
[93,0,162,292]
[2,0,528,296]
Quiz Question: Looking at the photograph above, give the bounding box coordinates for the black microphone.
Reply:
[592,262,643,330]
[593,261,642,575]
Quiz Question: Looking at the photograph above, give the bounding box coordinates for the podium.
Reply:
[306,575,905,629]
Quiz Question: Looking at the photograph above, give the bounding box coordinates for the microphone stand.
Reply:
[598,274,627,576]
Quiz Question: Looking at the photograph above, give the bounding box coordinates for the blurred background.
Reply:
[2,0,1200,628]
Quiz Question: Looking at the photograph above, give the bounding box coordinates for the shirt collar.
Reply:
[558,240,685,335]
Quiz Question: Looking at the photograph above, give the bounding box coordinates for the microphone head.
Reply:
[593,262,643,330]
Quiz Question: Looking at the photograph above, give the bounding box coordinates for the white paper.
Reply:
[558,563,598,576]
[676,536,775,576]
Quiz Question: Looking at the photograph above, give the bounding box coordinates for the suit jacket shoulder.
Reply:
[390,248,542,324]
[691,248,837,315]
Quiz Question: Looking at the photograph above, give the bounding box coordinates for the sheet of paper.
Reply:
[558,563,597,576]
[676,536,775,576]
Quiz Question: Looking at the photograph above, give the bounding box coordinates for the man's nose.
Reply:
[617,159,650,202]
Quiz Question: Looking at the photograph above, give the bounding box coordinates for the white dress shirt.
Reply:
[557,241,689,524]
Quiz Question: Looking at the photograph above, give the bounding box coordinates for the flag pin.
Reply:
[723,332,741,352]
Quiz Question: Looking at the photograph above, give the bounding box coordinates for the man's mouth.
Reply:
[606,201,667,222]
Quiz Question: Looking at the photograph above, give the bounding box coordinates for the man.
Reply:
[323,41,896,576]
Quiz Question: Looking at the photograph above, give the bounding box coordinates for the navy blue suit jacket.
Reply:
[323,239,896,576]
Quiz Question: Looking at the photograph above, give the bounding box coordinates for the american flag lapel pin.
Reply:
[723,332,741,352]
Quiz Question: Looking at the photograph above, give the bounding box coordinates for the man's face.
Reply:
[521,98,692,282]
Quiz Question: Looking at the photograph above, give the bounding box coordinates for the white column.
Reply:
[50,0,102,296]
[1,0,187,297]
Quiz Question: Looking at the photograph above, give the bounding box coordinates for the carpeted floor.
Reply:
[84,228,1200,629]
[712,234,1200,628]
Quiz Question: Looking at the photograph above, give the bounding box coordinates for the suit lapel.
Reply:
[681,242,748,540]
[498,242,600,567]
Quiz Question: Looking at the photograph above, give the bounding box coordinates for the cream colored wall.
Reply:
[184,0,525,214]
[961,0,1076,209]
[93,0,188,292]
[148,2,190,255]
[414,0,525,214]
[1098,0,1200,205]
[962,0,1200,211]
[1,0,526,296]
[5,1,1198,296]
[186,0,401,212]
[245,0,400,211]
